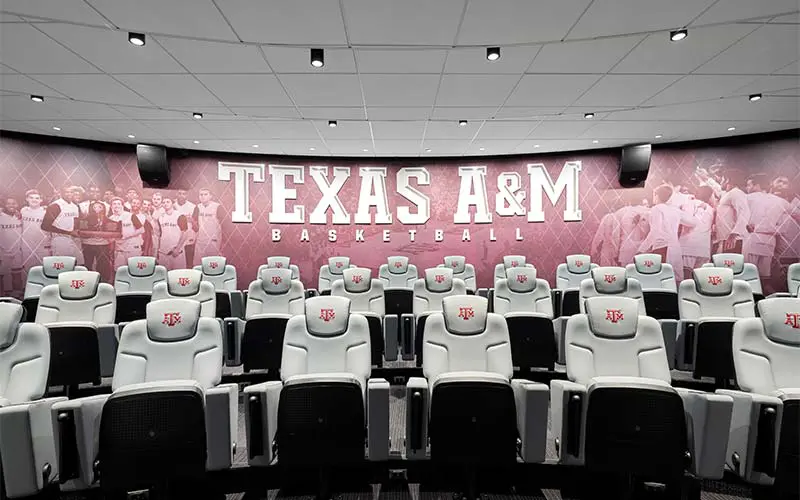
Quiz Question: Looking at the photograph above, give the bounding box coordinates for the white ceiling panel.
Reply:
[514,139,573,153]
[697,25,800,75]
[115,74,223,107]
[81,120,161,141]
[196,120,265,139]
[231,107,301,119]
[527,120,597,139]
[374,140,422,155]
[342,0,465,45]
[505,74,601,106]
[420,139,470,155]
[317,120,372,140]
[111,105,190,120]
[299,107,365,120]
[0,23,100,74]
[158,38,269,74]
[734,75,800,95]
[0,73,67,97]
[325,139,375,156]
[280,140,329,156]
[263,47,356,74]
[529,36,643,74]
[215,0,347,44]
[225,140,283,153]
[457,0,591,45]
[0,121,52,136]
[367,107,432,120]
[370,121,426,140]
[47,121,113,140]
[770,13,800,24]
[44,100,128,120]
[88,0,238,41]
[692,0,800,25]
[361,74,440,106]
[573,74,682,106]
[435,74,520,107]
[424,120,482,139]
[196,74,292,107]
[644,74,759,106]
[1,0,109,24]
[568,0,716,39]
[0,95,66,120]
[356,50,447,74]
[431,107,497,120]
[256,120,320,140]
[476,121,538,139]
[465,140,524,155]
[494,107,563,119]
[32,74,153,106]
[775,61,799,74]
[444,47,539,75]
[139,119,217,140]
[174,139,233,152]
[280,74,363,107]
[558,106,619,120]
[581,120,668,139]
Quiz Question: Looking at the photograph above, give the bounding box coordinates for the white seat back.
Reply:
[331,267,385,316]
[378,256,418,288]
[702,253,763,295]
[113,298,222,391]
[259,256,300,280]
[318,256,354,293]
[422,295,512,381]
[24,256,87,298]
[556,254,597,289]
[789,262,800,297]
[35,271,116,324]
[246,268,305,319]
[625,254,677,292]
[493,255,533,284]
[678,267,755,321]
[439,256,476,292]
[152,269,217,318]
[579,266,646,315]
[114,256,167,293]
[193,256,237,292]
[0,303,50,404]
[413,268,467,316]
[493,267,553,317]
[732,298,800,394]
[565,296,671,386]
[281,296,371,387]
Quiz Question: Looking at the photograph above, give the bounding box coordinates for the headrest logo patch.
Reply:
[335,261,344,268]
[643,260,654,268]
[575,259,583,268]
[136,261,147,270]
[70,279,85,289]
[162,312,182,327]
[53,261,65,270]
[394,261,403,268]
[434,274,446,284]
[271,275,282,285]
[351,274,363,284]
[604,274,617,284]
[511,260,519,267]
[785,313,800,329]
[605,309,624,323]
[458,306,475,320]
[723,259,736,267]
[178,277,191,287]
[516,274,528,283]
[707,275,723,286]
[273,262,284,268]
[451,260,459,268]
[209,261,219,269]
[319,308,336,322]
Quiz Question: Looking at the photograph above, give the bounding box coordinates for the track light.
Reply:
[670,29,687,42]
[584,112,595,119]
[30,95,44,103]
[458,120,468,127]
[128,32,146,46]
[192,112,203,119]
[486,47,501,61]
[310,48,324,68]
[749,93,762,102]
[328,120,337,128]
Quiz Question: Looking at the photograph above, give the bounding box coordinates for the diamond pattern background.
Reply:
[0,133,797,294]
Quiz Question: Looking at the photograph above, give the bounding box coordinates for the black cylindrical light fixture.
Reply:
[486,47,501,61]
[30,95,44,103]
[310,48,324,68]
[328,120,337,128]
[670,29,687,42]
[749,93,762,102]
[128,32,146,46]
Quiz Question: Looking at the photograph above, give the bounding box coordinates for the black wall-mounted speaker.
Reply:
[619,144,651,187]
[136,144,170,187]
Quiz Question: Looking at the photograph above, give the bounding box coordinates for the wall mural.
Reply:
[0,132,797,297]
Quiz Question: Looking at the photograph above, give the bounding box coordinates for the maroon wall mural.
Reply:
[0,131,797,297]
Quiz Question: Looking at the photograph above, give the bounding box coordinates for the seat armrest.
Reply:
[405,377,428,460]
[510,379,548,463]
[550,380,587,465]
[399,313,415,361]
[659,319,678,370]
[716,389,783,485]
[674,388,733,479]
[244,381,282,466]
[223,318,246,366]
[554,317,569,365]
[229,291,245,319]
[0,397,67,497]
[367,378,390,461]
[97,324,119,377]
[51,395,109,491]
[675,319,697,370]
[205,383,239,470]
[383,315,399,362]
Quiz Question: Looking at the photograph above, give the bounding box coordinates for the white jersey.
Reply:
[679,199,714,259]
[174,200,197,245]
[21,206,50,254]
[51,198,80,233]
[617,205,649,266]
[668,190,693,212]
[744,192,796,257]
[639,204,696,274]
[110,211,144,253]
[158,210,186,254]
[0,212,22,256]
[196,201,221,244]
[715,187,750,243]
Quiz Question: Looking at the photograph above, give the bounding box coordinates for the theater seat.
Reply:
[555,254,598,318]
[676,267,755,384]
[703,253,764,302]
[552,296,733,493]
[493,267,557,371]
[258,256,301,281]
[405,295,548,497]
[35,270,118,385]
[410,268,467,365]
[23,256,88,323]
[244,296,390,483]
[768,262,800,299]
[52,298,237,494]
[378,256,417,361]
[626,253,679,317]
[194,256,244,319]
[332,267,386,367]
[318,256,355,295]
[493,255,533,283]
[225,268,305,371]
[379,255,418,288]
[438,256,476,293]
[719,298,800,496]
[152,269,216,318]
[0,302,67,499]
[114,256,167,323]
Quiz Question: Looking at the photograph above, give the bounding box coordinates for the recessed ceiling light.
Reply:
[592,140,599,144]
[30,95,44,103]
[310,48,324,68]
[425,148,432,152]
[655,134,662,139]
[486,47,501,61]
[458,120,468,127]
[584,112,595,119]
[52,126,61,131]
[252,144,259,148]
[328,120,337,128]
[749,93,762,102]
[309,147,316,151]
[192,112,203,119]
[533,144,540,148]
[670,29,688,42]
[362,148,369,152]
[127,134,135,139]
[479,147,486,151]
[193,140,200,144]
[727,127,736,131]
[128,32,145,46]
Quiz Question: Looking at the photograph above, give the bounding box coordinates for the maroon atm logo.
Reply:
[334,261,344,268]
[605,309,624,323]
[270,275,283,285]
[643,260,654,268]
[162,312,182,327]
[604,274,617,284]
[52,261,65,270]
[273,262,284,268]
[178,277,191,286]
[723,259,736,267]
[575,260,584,268]
[319,308,336,322]
[458,307,475,320]
[516,274,528,283]
[451,261,459,268]
[209,261,219,269]
[70,279,85,289]
[435,274,446,284]
[394,261,403,268]
[510,260,519,267]
[352,274,363,284]
[785,313,800,329]
[707,275,723,286]
[136,261,148,270]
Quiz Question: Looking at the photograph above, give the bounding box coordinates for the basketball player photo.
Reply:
[20,189,51,269]
[193,188,224,266]
[41,184,84,264]
[0,196,23,295]
[156,197,189,270]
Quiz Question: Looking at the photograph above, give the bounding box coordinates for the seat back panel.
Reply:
[35,271,116,324]
[0,303,50,404]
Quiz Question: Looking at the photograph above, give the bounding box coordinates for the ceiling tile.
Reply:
[215,0,347,44]
[361,74,440,106]
[505,74,601,106]
[424,120,482,140]
[111,105,189,120]
[263,47,356,74]
[279,74,364,107]
[476,120,538,139]
[343,0,465,45]
[775,61,799,74]
[88,0,238,41]
[356,49,446,74]
[0,95,66,120]
[256,120,321,140]
[317,120,372,140]
[0,23,100,74]
[457,0,591,45]
[280,140,330,156]
[170,106,236,118]
[367,107,432,120]
[229,107,301,119]
[195,74,293,107]
[375,140,422,155]
[1,0,109,24]
[579,120,666,139]
[573,74,682,106]
[175,139,233,152]
[494,107,563,119]
[568,0,716,39]
[557,106,619,120]
[0,120,51,135]
[431,107,496,120]
[370,121,426,140]
[734,75,800,95]
[697,25,800,75]
[197,120,265,139]
[444,46,539,74]
[32,74,154,106]
[299,107,365,120]
[464,140,524,155]
[691,0,800,25]
[158,37,269,74]
[770,13,799,24]
[47,121,114,140]
[529,35,644,74]
[644,74,759,105]
[435,74,520,107]
[527,120,596,139]
[325,139,375,156]
[115,74,223,107]
[138,119,217,139]
[419,139,470,155]
[45,100,129,119]
[225,140,284,154]
[80,120,161,141]
[0,73,68,97]
[514,139,572,153]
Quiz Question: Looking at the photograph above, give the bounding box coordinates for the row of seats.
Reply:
[0,291,796,497]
